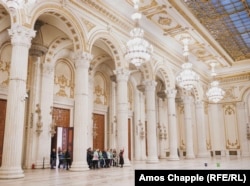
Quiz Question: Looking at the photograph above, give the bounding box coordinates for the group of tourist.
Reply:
[87,148,124,169]
[50,147,71,170]
[50,147,124,170]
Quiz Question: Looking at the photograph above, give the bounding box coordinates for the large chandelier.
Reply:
[176,34,199,91]
[206,62,225,103]
[124,0,153,68]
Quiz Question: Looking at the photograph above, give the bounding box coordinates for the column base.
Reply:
[146,156,159,163]
[185,154,195,159]
[0,167,24,179]
[168,155,180,161]
[197,152,210,158]
[70,162,89,171]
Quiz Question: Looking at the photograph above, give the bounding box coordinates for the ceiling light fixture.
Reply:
[206,62,225,103]
[176,34,199,91]
[124,0,153,68]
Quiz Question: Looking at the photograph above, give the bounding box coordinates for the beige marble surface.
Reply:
[0,157,249,186]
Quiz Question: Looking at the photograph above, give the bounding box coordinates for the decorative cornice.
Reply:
[218,73,250,84]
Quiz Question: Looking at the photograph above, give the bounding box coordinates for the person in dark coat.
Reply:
[86,147,93,169]
[50,148,56,169]
[119,149,124,168]
[64,149,71,170]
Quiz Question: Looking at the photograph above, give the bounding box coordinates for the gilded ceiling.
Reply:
[184,0,250,62]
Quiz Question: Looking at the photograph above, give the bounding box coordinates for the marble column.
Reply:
[24,45,47,169]
[36,62,54,168]
[70,52,93,171]
[88,76,94,148]
[209,103,223,152]
[144,80,159,163]
[109,75,117,149]
[0,24,35,179]
[195,101,210,157]
[166,88,179,160]
[115,68,131,166]
[183,95,195,159]
[237,102,250,157]
[134,89,141,160]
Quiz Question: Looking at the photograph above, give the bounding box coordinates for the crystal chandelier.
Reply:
[124,0,153,68]
[176,34,199,91]
[206,62,225,103]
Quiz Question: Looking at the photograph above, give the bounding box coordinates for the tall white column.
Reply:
[166,88,179,160]
[25,50,46,169]
[144,80,159,163]
[195,101,209,158]
[134,89,141,160]
[109,75,117,149]
[26,44,47,169]
[209,103,223,152]
[0,24,35,179]
[36,62,54,168]
[88,76,94,148]
[237,102,250,157]
[115,68,131,166]
[183,95,195,159]
[70,52,92,171]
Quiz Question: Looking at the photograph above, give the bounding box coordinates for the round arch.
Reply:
[27,2,87,52]
[88,30,127,70]
[154,61,175,89]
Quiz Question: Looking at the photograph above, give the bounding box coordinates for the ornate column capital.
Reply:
[166,88,177,99]
[8,24,36,47]
[114,68,130,82]
[195,100,204,108]
[73,51,93,69]
[143,80,157,91]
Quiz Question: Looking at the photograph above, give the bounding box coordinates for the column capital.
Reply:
[195,100,204,108]
[166,88,177,98]
[8,24,36,47]
[73,51,93,69]
[114,68,130,82]
[143,80,157,90]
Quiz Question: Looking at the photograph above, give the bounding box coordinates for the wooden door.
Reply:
[93,113,104,151]
[0,99,7,166]
[51,107,72,153]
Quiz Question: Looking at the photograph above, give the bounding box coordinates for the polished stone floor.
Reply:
[0,157,249,186]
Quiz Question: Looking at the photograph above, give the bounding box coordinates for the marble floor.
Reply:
[0,157,249,186]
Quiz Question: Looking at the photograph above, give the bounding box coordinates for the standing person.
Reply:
[64,149,71,170]
[58,148,64,169]
[92,149,99,169]
[50,148,56,169]
[86,148,93,169]
[119,149,124,168]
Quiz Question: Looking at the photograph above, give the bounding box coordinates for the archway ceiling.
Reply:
[84,0,250,78]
